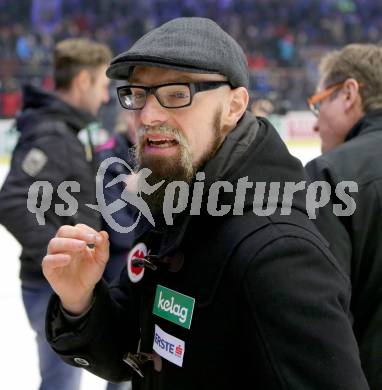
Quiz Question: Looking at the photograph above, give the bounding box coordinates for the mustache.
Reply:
[137,125,185,144]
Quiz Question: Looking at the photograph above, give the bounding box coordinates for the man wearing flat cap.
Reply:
[43,18,368,389]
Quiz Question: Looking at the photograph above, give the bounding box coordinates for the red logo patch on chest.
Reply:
[126,243,148,283]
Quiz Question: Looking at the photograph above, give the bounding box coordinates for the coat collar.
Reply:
[17,84,96,135]
[345,109,382,142]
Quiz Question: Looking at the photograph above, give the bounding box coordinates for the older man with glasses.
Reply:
[306,43,382,389]
[41,18,368,390]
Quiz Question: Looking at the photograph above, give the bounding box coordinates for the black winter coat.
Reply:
[46,113,368,389]
[0,85,101,282]
[306,110,382,389]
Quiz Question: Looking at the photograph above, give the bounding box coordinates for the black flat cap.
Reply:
[106,17,249,89]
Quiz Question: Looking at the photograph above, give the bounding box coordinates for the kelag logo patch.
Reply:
[153,285,195,329]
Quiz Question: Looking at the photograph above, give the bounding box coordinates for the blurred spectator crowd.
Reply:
[1,0,382,120]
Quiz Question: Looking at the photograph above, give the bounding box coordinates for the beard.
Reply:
[133,106,224,214]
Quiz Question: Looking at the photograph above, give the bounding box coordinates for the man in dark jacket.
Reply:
[306,43,382,389]
[0,38,123,390]
[42,18,369,389]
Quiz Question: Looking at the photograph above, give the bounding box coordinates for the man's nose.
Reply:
[139,94,169,127]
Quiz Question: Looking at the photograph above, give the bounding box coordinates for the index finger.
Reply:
[56,224,101,245]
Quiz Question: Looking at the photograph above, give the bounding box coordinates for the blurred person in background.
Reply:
[250,97,274,118]
[41,17,368,389]
[0,38,128,390]
[306,43,382,389]
[95,110,137,284]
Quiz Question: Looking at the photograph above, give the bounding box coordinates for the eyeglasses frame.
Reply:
[307,80,364,116]
[307,82,345,116]
[117,81,232,110]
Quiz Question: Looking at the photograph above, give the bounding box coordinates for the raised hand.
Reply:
[42,223,110,315]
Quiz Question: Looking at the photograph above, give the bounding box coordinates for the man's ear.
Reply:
[222,87,249,130]
[343,78,363,112]
[73,69,92,92]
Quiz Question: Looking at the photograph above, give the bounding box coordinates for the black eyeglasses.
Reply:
[117,81,232,110]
